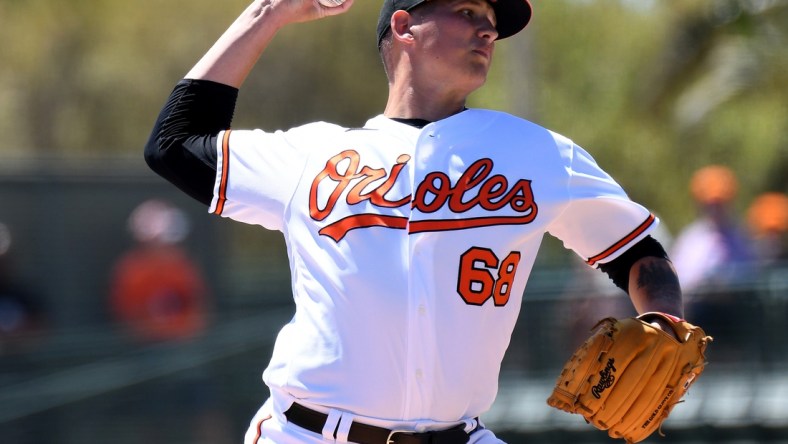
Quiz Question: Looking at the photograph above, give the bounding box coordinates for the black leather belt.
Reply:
[283,403,475,444]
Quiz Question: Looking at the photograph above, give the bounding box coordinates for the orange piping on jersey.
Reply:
[252,414,272,443]
[586,213,656,266]
[213,130,231,215]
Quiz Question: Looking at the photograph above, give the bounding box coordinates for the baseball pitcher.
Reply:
[145,1,710,443]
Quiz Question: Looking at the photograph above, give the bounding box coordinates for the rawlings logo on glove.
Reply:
[546,312,712,443]
[591,358,617,398]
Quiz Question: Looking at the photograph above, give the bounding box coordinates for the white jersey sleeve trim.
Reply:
[544,136,658,266]
[209,129,231,216]
[585,213,657,266]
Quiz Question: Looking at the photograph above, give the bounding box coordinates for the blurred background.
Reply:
[1,0,787,443]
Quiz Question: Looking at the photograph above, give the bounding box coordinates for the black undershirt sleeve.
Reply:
[598,235,669,293]
[144,79,239,206]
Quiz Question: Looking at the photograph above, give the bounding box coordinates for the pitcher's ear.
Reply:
[391,10,416,44]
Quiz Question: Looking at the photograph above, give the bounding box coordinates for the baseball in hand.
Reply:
[317,0,345,7]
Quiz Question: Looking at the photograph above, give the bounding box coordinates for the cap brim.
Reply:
[491,0,533,40]
[377,0,532,47]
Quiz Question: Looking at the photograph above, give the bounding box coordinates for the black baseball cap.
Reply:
[376,0,533,47]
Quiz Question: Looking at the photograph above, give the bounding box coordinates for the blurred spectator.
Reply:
[670,165,758,363]
[746,191,788,266]
[108,201,231,442]
[108,199,209,343]
[0,222,48,356]
[669,165,754,293]
[746,192,788,364]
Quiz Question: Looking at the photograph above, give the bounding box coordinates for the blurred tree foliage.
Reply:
[1,0,786,232]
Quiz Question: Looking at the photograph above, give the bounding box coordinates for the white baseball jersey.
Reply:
[209,109,656,423]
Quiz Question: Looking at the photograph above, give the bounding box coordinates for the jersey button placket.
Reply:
[407,128,437,418]
[405,265,431,416]
[403,155,422,419]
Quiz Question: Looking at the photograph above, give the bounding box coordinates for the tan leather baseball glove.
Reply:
[546,312,712,443]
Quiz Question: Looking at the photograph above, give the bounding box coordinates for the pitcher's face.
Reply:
[411,0,499,93]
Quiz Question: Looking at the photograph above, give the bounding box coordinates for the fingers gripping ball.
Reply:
[317,0,345,7]
[546,313,712,443]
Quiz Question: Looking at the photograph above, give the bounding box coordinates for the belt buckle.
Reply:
[386,429,413,444]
